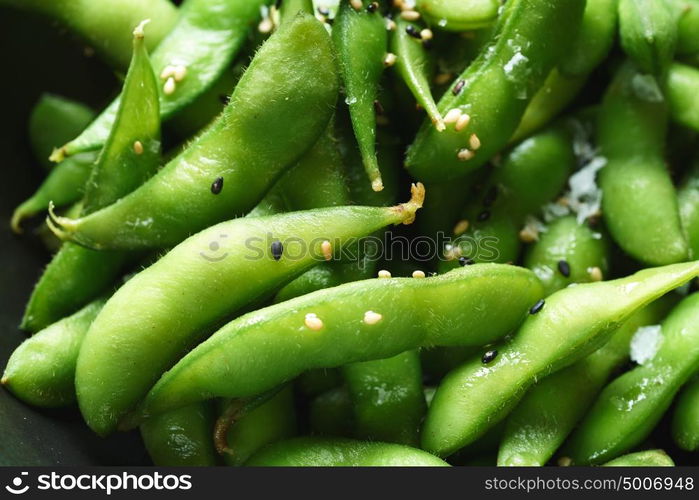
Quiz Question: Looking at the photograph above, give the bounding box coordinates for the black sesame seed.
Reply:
[367,1,378,13]
[211,177,224,194]
[482,349,498,364]
[452,79,466,96]
[483,186,498,207]
[271,240,283,261]
[317,6,330,16]
[219,94,230,105]
[458,256,474,267]
[557,260,571,277]
[405,24,421,39]
[477,210,490,222]
[530,299,545,315]
[373,99,385,115]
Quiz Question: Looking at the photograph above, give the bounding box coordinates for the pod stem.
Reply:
[393,182,426,225]
[45,201,77,241]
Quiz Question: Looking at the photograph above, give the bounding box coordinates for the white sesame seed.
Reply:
[453,219,469,236]
[400,10,420,21]
[133,141,144,155]
[304,313,324,331]
[350,0,363,10]
[412,270,426,278]
[443,108,462,124]
[378,269,392,278]
[363,310,383,325]
[588,266,603,282]
[457,148,475,161]
[469,133,481,150]
[258,17,274,34]
[518,226,538,243]
[420,29,433,40]
[173,65,187,82]
[455,113,471,131]
[321,240,332,261]
[383,52,397,67]
[160,65,175,80]
[386,19,397,31]
[163,77,176,95]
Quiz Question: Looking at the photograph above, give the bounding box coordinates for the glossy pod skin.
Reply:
[57,0,270,158]
[134,264,544,420]
[140,402,218,466]
[0,0,178,69]
[416,0,500,32]
[672,377,699,451]
[75,189,425,435]
[50,14,339,250]
[405,0,586,182]
[333,0,387,192]
[598,63,688,266]
[2,298,105,408]
[22,23,161,333]
[603,450,675,467]
[565,292,699,464]
[422,261,699,457]
[343,350,426,445]
[618,0,677,77]
[666,63,699,132]
[678,158,699,259]
[524,216,610,296]
[672,0,699,55]
[440,126,574,270]
[246,437,449,466]
[497,296,676,466]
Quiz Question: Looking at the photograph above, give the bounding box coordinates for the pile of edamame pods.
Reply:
[5,0,699,467]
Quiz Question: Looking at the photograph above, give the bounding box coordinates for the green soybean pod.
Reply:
[246,437,449,466]
[140,402,218,466]
[133,264,543,421]
[222,386,297,466]
[666,62,699,132]
[598,63,688,266]
[618,0,677,77]
[497,296,676,466]
[416,0,500,32]
[309,386,354,437]
[0,0,178,69]
[333,0,387,192]
[524,216,610,296]
[21,21,161,333]
[672,377,699,451]
[57,0,270,158]
[1,298,105,408]
[422,261,699,457]
[603,450,675,467]
[75,186,425,436]
[565,292,699,464]
[49,14,339,250]
[343,350,426,446]
[405,0,585,182]
[678,159,699,259]
[27,94,95,170]
[673,0,699,55]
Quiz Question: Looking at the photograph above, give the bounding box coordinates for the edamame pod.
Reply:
[134,263,543,420]
[333,0,387,192]
[416,0,500,32]
[603,450,674,467]
[2,298,105,408]
[49,14,339,250]
[76,186,425,435]
[309,386,354,437]
[422,261,699,457]
[565,292,699,464]
[672,0,699,55]
[140,402,218,466]
[666,62,699,132]
[57,0,270,158]
[406,0,585,182]
[678,158,699,259]
[246,437,449,466]
[598,63,688,266]
[672,377,699,451]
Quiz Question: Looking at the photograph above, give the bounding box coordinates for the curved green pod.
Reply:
[524,216,610,296]
[497,296,676,466]
[618,0,677,77]
[49,14,339,250]
[422,261,699,457]
[134,264,543,420]
[309,386,354,437]
[672,377,699,451]
[333,0,387,192]
[405,0,585,182]
[598,63,688,266]
[141,402,218,466]
[246,437,449,466]
[678,158,699,259]
[58,0,271,158]
[2,298,105,408]
[416,0,500,32]
[22,22,161,333]
[666,62,699,132]
[603,450,674,467]
[673,0,699,55]
[0,0,178,69]
[343,350,426,446]
[565,292,699,464]
[75,188,424,435]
